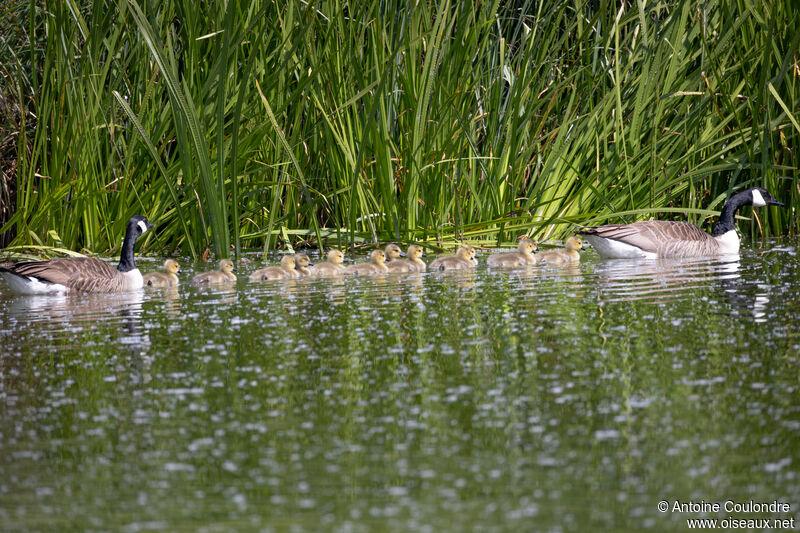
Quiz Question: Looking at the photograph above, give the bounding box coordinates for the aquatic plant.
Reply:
[1,0,797,257]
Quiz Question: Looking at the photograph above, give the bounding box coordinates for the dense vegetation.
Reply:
[1,0,797,258]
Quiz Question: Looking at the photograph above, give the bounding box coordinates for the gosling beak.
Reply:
[399,252,407,257]
[307,262,314,267]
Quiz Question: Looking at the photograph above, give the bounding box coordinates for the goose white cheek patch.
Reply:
[751,189,766,207]
[138,220,149,234]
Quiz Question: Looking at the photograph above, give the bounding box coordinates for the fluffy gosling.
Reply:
[538,236,583,266]
[191,259,237,285]
[429,246,477,271]
[307,250,346,277]
[143,258,181,288]
[384,243,405,263]
[249,255,300,282]
[387,245,427,273]
[294,253,313,276]
[487,238,538,268]
[345,250,389,275]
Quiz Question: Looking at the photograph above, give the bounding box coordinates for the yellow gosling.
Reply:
[249,255,300,282]
[191,259,237,285]
[466,245,479,266]
[307,249,346,277]
[429,246,476,271]
[384,243,405,262]
[143,259,181,288]
[344,250,389,275]
[293,253,313,276]
[538,236,583,266]
[487,238,538,268]
[387,245,427,273]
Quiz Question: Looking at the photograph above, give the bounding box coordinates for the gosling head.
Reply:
[455,247,473,260]
[518,238,537,255]
[164,258,181,274]
[407,245,424,260]
[384,243,404,260]
[220,258,236,274]
[294,253,312,268]
[370,250,387,264]
[565,236,583,252]
[280,255,296,269]
[327,249,345,265]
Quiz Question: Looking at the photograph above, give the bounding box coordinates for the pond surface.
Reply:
[1,241,799,532]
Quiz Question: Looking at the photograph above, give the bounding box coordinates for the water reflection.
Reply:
[0,242,798,532]
[591,255,741,304]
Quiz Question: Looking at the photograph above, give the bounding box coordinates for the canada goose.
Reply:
[0,215,152,294]
[306,249,346,277]
[191,259,237,285]
[487,238,538,268]
[143,258,181,288]
[384,243,405,262]
[387,245,427,273]
[249,255,300,281]
[537,236,583,265]
[345,250,389,275]
[294,253,313,276]
[579,187,784,258]
[429,246,476,271]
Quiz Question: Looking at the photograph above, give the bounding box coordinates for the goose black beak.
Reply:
[768,199,785,207]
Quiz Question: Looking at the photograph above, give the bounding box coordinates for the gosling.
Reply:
[294,253,313,276]
[306,249,346,277]
[538,236,583,266]
[487,238,538,268]
[191,258,237,285]
[344,250,389,275]
[143,258,181,288]
[249,255,300,282]
[384,243,405,263]
[387,245,427,273]
[429,246,477,271]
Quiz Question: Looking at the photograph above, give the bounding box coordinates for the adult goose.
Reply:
[579,187,784,259]
[143,258,181,288]
[0,215,152,294]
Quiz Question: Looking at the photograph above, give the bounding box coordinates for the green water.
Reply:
[1,243,799,532]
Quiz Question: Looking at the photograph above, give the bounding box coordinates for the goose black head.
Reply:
[129,215,153,237]
[750,187,784,208]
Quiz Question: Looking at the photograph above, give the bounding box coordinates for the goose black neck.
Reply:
[712,190,751,236]
[117,225,139,272]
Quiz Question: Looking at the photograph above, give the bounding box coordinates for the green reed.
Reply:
[1,0,797,258]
